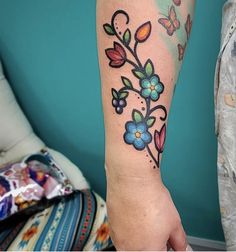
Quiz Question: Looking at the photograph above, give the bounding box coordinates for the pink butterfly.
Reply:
[185,14,192,40]
[158,5,180,36]
[177,43,186,61]
[173,0,181,6]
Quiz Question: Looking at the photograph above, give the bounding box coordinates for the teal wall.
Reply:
[0,0,225,242]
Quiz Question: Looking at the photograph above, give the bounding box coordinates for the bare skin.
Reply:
[97,0,195,250]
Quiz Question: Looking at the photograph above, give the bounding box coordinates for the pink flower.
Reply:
[154,124,166,153]
[105,42,126,67]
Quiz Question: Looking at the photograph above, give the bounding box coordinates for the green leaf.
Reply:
[132,69,146,79]
[132,109,144,123]
[144,59,154,77]
[146,117,156,127]
[111,88,118,99]
[123,29,131,45]
[103,23,115,35]
[121,76,133,88]
[119,91,129,99]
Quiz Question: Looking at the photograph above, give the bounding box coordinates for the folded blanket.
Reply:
[0,190,113,251]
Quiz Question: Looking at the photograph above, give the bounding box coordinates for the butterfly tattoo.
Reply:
[185,14,192,40]
[173,0,181,6]
[177,15,192,61]
[177,43,186,61]
[158,5,180,36]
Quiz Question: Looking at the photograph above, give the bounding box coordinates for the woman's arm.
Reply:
[97,0,195,250]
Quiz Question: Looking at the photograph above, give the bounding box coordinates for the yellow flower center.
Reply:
[135,132,141,138]
[150,85,155,91]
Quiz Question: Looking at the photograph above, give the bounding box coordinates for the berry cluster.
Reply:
[112,97,127,114]
[111,88,128,114]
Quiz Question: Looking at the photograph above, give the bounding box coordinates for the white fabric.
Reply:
[215,0,236,250]
[0,61,89,190]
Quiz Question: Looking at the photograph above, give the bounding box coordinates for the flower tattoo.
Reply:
[105,42,127,67]
[140,75,164,101]
[103,10,167,168]
[124,121,152,150]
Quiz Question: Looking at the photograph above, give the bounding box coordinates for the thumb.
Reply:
[168,224,191,251]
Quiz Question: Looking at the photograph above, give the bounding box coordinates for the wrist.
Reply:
[105,161,164,184]
[105,162,166,202]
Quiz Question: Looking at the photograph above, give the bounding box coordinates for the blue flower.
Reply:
[140,75,164,101]
[124,122,152,150]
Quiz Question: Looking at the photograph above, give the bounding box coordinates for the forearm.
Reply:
[97,0,195,180]
[97,1,195,250]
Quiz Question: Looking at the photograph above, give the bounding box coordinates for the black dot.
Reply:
[153,166,156,169]
[149,160,152,163]
[137,97,140,99]
[119,32,122,35]
[141,107,145,111]
[141,101,143,104]
[116,27,118,30]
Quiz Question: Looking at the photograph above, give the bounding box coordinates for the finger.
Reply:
[167,241,172,251]
[168,224,188,251]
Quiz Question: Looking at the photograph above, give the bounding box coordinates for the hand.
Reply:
[106,175,189,251]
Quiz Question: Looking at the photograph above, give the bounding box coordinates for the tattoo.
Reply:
[177,14,192,61]
[158,5,180,36]
[177,43,186,61]
[157,1,193,62]
[173,0,181,6]
[185,14,192,40]
[103,10,167,168]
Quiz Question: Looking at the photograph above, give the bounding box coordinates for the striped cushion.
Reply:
[0,190,113,251]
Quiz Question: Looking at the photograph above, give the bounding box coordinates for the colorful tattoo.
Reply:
[103,10,167,168]
[177,43,186,61]
[185,14,192,40]
[157,1,193,62]
[173,0,181,6]
[177,14,192,60]
[158,5,180,36]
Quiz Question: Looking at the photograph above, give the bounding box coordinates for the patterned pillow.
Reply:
[0,149,74,223]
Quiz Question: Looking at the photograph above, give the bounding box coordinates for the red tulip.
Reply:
[154,124,166,153]
[105,42,127,67]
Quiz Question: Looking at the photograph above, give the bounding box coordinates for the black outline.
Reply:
[104,10,168,168]
[134,21,152,43]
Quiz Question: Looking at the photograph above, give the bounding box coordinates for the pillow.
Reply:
[0,60,89,192]
[0,149,74,223]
